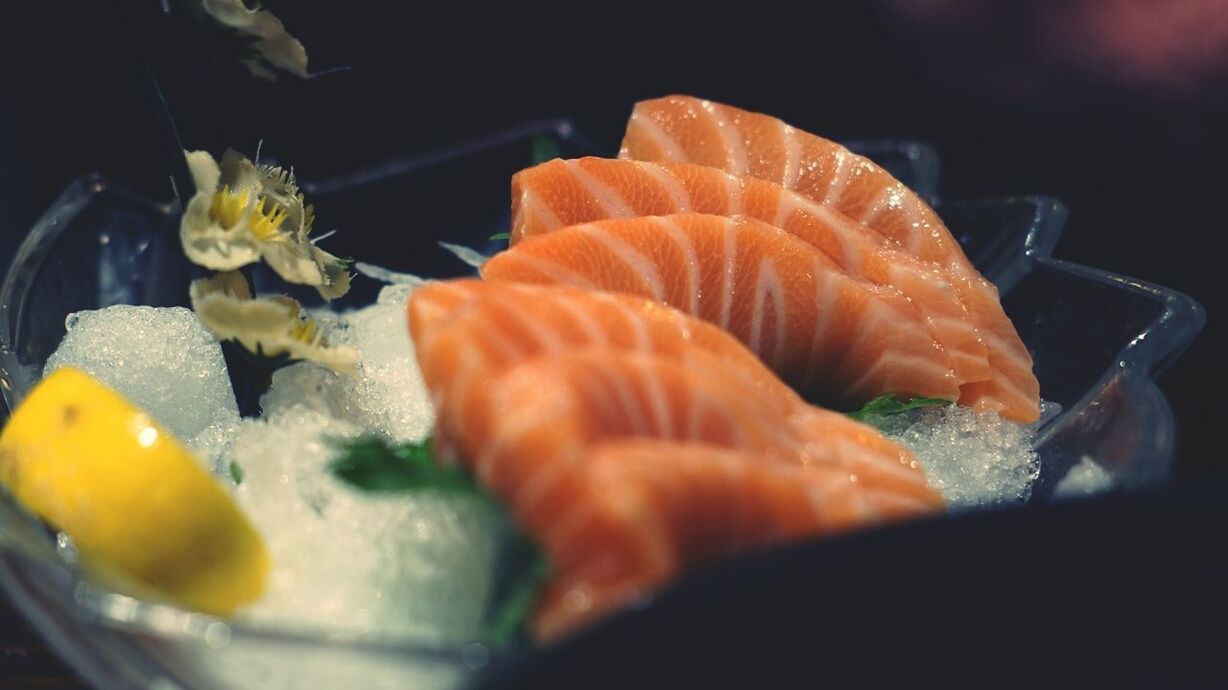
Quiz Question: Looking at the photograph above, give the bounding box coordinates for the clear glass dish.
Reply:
[0,123,1206,689]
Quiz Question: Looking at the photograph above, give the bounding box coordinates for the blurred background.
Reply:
[0,1,1224,684]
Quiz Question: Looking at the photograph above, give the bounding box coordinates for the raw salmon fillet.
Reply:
[509,156,1039,421]
[532,439,880,639]
[482,213,961,406]
[423,348,940,640]
[621,95,968,260]
[410,280,796,413]
[407,281,944,638]
[620,96,1040,421]
[409,280,931,491]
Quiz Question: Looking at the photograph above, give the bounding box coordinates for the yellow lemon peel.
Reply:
[0,369,269,615]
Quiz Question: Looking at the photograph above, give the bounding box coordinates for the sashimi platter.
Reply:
[1,95,1171,687]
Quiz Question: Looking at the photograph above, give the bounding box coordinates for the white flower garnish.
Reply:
[199,0,310,81]
[180,148,350,300]
[190,271,358,374]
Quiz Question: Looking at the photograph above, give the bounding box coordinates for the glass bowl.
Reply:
[0,123,1206,689]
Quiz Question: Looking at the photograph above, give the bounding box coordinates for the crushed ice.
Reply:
[232,284,500,642]
[1053,455,1114,499]
[41,285,502,644]
[874,404,1043,509]
[230,407,502,642]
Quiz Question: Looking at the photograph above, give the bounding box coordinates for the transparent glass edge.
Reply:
[301,118,587,196]
[934,194,1069,293]
[0,552,175,690]
[1,177,97,413]
[0,176,176,414]
[1023,196,1068,260]
[1029,255,1205,495]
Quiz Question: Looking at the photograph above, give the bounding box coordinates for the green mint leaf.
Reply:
[328,437,478,494]
[486,530,553,646]
[847,394,953,422]
[488,232,512,242]
[530,134,562,165]
[229,460,244,485]
[328,436,553,643]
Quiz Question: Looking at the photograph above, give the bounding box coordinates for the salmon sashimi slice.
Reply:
[510,157,989,387]
[410,281,779,380]
[531,439,878,640]
[450,352,852,595]
[408,279,935,505]
[410,279,803,456]
[509,156,1039,421]
[619,96,1041,420]
[620,94,967,265]
[423,348,942,639]
[482,213,961,406]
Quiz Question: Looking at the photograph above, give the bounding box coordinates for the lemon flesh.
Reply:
[0,367,268,615]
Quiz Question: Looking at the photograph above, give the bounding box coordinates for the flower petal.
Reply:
[218,148,263,196]
[180,193,262,272]
[252,35,310,80]
[191,272,358,374]
[313,246,353,300]
[260,240,329,287]
[178,147,350,299]
[185,150,221,194]
[200,0,310,80]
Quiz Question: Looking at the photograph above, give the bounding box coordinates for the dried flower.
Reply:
[181,148,350,300]
[199,0,310,81]
[190,271,358,374]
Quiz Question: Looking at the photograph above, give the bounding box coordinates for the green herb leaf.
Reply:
[328,436,552,643]
[847,394,953,422]
[485,530,552,646]
[488,232,512,242]
[328,437,478,494]
[229,460,244,485]
[530,134,562,165]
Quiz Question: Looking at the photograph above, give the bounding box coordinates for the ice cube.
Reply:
[230,407,503,643]
[44,305,240,471]
[259,362,348,419]
[879,405,1041,509]
[344,286,435,441]
[187,417,242,476]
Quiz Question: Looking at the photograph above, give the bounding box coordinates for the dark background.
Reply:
[0,1,1225,685]
[3,1,1220,476]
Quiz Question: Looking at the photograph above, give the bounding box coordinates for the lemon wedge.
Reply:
[0,367,267,615]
